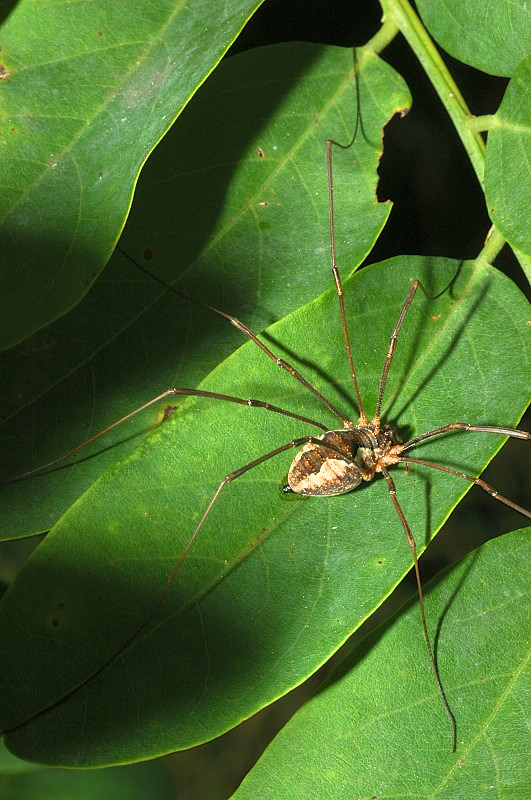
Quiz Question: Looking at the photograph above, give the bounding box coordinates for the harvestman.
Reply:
[3,139,530,750]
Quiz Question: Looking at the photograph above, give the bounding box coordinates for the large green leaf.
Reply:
[0,0,265,349]
[415,0,531,77]
[234,529,531,799]
[485,57,531,256]
[0,43,408,539]
[0,256,529,765]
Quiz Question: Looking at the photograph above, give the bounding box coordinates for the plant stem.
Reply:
[365,15,400,54]
[476,226,506,265]
[467,115,497,133]
[379,0,486,187]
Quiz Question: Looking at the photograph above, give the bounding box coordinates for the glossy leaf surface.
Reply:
[234,529,531,799]
[0,43,408,539]
[416,0,531,77]
[0,0,264,348]
[0,256,529,765]
[485,57,531,256]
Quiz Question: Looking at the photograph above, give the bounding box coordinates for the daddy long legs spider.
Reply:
[0,114,529,767]
[1,230,530,764]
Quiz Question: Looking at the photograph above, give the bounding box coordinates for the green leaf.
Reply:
[0,0,265,349]
[485,57,531,256]
[0,740,174,799]
[415,0,531,77]
[0,256,529,765]
[0,43,409,539]
[233,529,531,799]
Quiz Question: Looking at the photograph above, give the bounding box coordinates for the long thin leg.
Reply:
[325,50,368,423]
[326,137,366,423]
[401,422,531,450]
[0,434,325,735]
[399,456,531,519]
[381,466,457,752]
[373,267,461,423]
[1,388,329,485]
[118,247,351,426]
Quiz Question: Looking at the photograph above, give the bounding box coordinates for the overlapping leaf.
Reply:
[416,0,531,77]
[0,256,529,765]
[485,57,531,256]
[0,0,265,348]
[0,43,409,540]
[234,530,531,799]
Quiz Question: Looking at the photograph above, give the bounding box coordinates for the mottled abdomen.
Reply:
[287,429,363,496]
